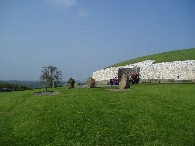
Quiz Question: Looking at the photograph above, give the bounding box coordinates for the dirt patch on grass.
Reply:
[34,91,59,96]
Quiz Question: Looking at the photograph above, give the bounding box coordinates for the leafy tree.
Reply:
[40,65,63,91]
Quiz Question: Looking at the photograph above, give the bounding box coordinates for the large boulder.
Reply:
[68,78,75,88]
[86,77,95,88]
[119,74,130,90]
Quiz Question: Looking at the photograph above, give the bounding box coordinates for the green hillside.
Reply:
[108,48,195,68]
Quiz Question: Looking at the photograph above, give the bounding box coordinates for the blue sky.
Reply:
[0,0,195,81]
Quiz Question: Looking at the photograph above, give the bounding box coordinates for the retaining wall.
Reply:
[92,60,195,84]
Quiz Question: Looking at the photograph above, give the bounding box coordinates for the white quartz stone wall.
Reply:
[92,60,195,81]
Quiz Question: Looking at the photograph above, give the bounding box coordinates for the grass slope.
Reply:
[0,84,195,145]
[108,48,195,68]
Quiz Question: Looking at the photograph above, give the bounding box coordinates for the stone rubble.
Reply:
[92,60,195,81]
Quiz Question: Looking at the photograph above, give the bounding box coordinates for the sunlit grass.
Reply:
[0,84,195,145]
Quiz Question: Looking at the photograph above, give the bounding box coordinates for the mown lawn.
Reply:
[0,84,195,145]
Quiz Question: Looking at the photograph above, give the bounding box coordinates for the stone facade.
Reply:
[92,60,195,84]
[118,68,140,79]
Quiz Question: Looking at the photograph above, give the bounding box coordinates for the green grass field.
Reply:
[0,84,195,145]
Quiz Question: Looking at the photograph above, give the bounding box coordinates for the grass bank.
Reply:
[108,48,195,67]
[0,84,195,145]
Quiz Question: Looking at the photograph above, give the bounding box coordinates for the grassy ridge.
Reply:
[0,84,195,145]
[108,48,195,68]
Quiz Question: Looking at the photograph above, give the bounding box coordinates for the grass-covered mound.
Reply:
[0,84,195,145]
[108,48,195,68]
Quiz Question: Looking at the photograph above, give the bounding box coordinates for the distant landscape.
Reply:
[0,80,85,88]
[1,48,195,88]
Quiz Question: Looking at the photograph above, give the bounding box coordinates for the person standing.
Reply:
[135,72,140,84]
[131,72,135,84]
[176,75,180,84]
[134,72,139,84]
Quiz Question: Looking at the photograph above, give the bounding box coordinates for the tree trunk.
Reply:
[49,82,53,88]
[52,81,55,88]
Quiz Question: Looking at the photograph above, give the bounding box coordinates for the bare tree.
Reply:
[40,65,63,91]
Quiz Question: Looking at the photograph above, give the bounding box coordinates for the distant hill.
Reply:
[0,80,41,88]
[107,48,195,68]
[0,80,85,88]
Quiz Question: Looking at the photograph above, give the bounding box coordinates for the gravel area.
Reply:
[34,91,59,96]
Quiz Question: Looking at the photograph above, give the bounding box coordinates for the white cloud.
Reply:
[78,8,89,18]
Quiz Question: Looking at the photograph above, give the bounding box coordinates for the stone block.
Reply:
[119,74,130,90]
[86,77,96,88]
